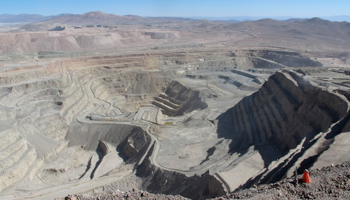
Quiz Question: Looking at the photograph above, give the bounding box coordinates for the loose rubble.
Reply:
[60,188,189,200]
[212,162,350,200]
[60,162,350,200]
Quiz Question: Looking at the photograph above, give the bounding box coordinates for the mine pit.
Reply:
[1,56,348,199]
[0,13,350,199]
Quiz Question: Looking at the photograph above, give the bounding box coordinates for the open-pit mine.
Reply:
[0,11,350,200]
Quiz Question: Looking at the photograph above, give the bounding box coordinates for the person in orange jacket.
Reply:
[303,169,311,183]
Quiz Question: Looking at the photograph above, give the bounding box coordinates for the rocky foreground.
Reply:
[213,162,350,200]
[60,162,350,200]
[60,189,190,200]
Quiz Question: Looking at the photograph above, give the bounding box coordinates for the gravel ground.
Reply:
[60,162,350,200]
[59,188,190,200]
[212,162,350,200]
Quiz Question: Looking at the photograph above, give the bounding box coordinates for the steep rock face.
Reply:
[66,124,150,157]
[230,71,349,150]
[0,63,69,191]
[258,50,322,67]
[163,81,208,116]
[249,50,322,68]
[136,145,222,200]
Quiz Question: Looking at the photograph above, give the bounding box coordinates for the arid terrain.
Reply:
[0,11,350,200]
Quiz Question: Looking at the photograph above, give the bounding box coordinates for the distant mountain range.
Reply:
[42,11,142,25]
[191,16,350,22]
[184,17,350,46]
[0,14,52,23]
[1,12,350,24]
[1,12,195,26]
[1,12,349,54]
[322,15,350,22]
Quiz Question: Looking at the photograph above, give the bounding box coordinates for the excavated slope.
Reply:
[230,70,348,150]
[0,56,221,199]
[164,80,208,116]
[0,50,348,200]
[215,70,350,193]
[0,29,184,54]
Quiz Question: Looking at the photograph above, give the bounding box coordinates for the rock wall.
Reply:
[136,144,222,200]
[230,71,349,151]
[0,62,70,191]
[65,124,150,158]
[250,50,322,68]
[164,80,208,116]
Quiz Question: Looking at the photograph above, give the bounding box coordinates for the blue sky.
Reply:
[1,0,349,18]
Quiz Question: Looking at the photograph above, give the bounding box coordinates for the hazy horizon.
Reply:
[1,12,350,23]
[1,0,349,19]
